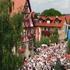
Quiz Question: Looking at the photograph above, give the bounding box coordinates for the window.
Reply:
[42,27,49,31]
[55,18,61,24]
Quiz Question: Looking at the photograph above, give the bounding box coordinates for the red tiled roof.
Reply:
[35,16,65,28]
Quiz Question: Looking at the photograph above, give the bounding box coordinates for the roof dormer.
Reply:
[46,18,51,24]
[55,17,61,24]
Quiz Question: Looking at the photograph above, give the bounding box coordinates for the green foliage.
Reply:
[35,36,50,48]
[41,8,62,16]
[40,36,50,45]
[35,40,41,48]
[0,12,23,49]
[0,0,12,13]
[50,28,59,43]
[10,13,23,45]
[50,35,58,43]
[67,40,70,54]
[2,47,23,70]
[0,0,23,70]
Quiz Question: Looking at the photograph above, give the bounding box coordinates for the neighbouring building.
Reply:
[65,15,70,40]
[34,16,67,41]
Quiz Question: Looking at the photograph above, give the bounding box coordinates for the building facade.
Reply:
[34,16,67,41]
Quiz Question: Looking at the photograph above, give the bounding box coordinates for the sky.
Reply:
[30,0,70,14]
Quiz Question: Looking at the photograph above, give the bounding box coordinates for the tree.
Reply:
[0,0,12,69]
[41,8,62,16]
[0,0,23,70]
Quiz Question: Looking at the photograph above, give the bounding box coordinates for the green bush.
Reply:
[40,36,50,45]
[50,34,59,43]
[35,36,50,48]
